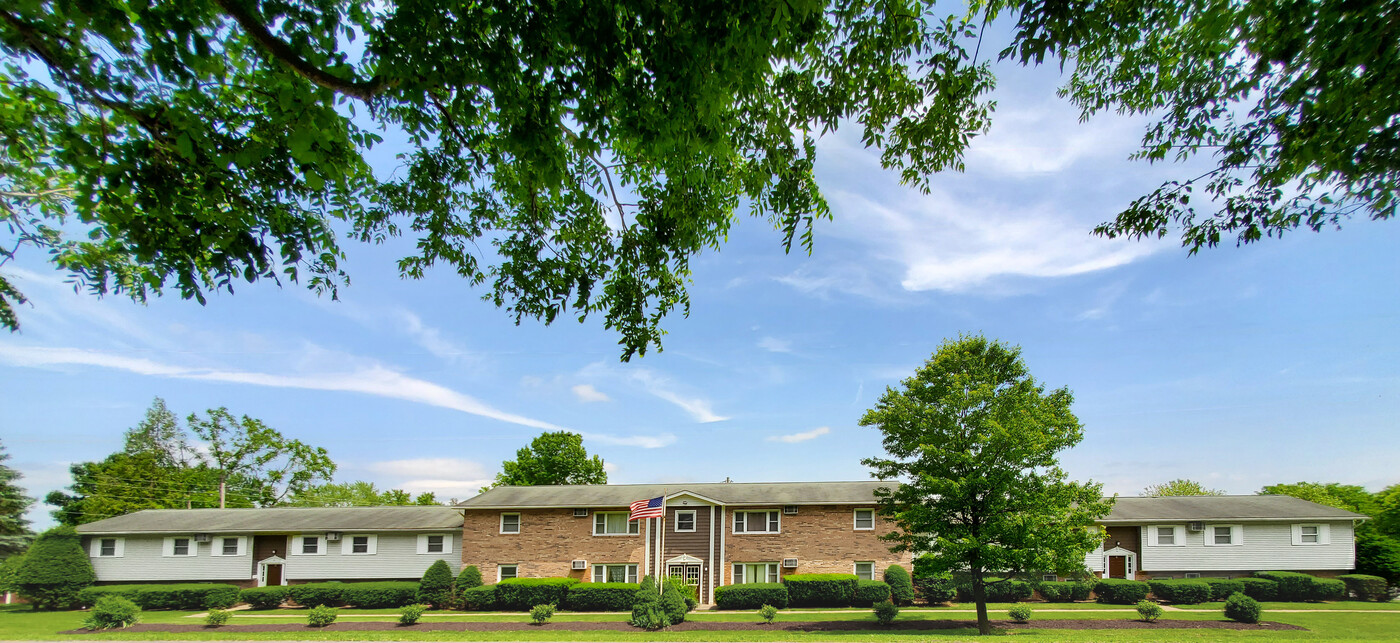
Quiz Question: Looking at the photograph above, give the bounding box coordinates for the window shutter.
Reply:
[1147,528,1158,546]
[1291,524,1303,546]
[416,534,428,554]
[1319,524,1331,545]
[1231,525,1244,546]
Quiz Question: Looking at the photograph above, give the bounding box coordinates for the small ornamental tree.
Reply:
[16,525,95,610]
[417,560,455,609]
[861,335,1114,635]
[457,565,483,590]
[884,565,915,606]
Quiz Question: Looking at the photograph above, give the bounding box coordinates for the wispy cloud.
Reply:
[579,362,729,423]
[367,458,489,480]
[394,309,475,363]
[767,426,831,443]
[572,384,611,403]
[587,432,677,449]
[757,337,793,353]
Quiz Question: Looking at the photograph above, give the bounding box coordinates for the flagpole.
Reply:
[658,493,666,595]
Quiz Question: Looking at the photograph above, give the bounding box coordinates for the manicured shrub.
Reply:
[912,553,941,578]
[239,585,289,610]
[340,581,420,608]
[783,573,858,607]
[1224,592,1261,623]
[307,604,338,627]
[417,560,455,609]
[873,599,899,626]
[399,603,427,626]
[288,582,345,607]
[459,584,497,611]
[959,578,1033,603]
[16,526,95,610]
[1035,580,1094,602]
[457,565,483,590]
[630,576,668,630]
[1338,574,1390,601]
[79,584,241,610]
[714,582,789,609]
[1135,600,1163,622]
[1201,578,1245,601]
[660,578,687,624]
[1237,577,1278,601]
[1311,577,1345,601]
[758,604,778,624]
[205,609,231,627]
[564,583,639,611]
[84,596,140,630]
[1148,579,1211,604]
[1094,578,1150,605]
[912,574,956,604]
[884,565,915,606]
[853,580,892,607]
[1255,571,1315,601]
[1007,604,1033,623]
[530,603,555,624]
[495,577,577,611]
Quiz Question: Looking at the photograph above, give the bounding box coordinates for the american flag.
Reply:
[629,496,665,521]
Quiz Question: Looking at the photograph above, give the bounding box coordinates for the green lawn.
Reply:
[3,603,1400,641]
[1174,601,1400,611]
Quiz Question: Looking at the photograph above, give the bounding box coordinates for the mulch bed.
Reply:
[67,619,1305,634]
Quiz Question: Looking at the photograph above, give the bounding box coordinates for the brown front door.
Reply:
[266,564,282,586]
[1108,556,1126,579]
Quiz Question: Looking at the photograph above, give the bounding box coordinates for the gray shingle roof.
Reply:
[456,481,897,509]
[1101,495,1366,522]
[75,506,464,535]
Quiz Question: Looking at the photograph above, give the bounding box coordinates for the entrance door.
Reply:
[1108,556,1126,579]
[667,564,701,597]
[265,564,283,586]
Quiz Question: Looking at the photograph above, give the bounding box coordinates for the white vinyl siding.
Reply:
[417,533,452,554]
[732,562,779,584]
[1137,521,1354,571]
[210,536,246,557]
[593,512,640,535]
[593,563,639,583]
[854,509,875,530]
[88,535,248,582]
[733,511,780,534]
[285,533,460,580]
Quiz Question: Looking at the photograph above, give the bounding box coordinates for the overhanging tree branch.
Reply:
[210,0,387,101]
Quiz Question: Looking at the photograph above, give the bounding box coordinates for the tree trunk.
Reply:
[973,570,991,635]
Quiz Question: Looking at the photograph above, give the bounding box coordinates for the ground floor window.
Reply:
[593,563,638,583]
[498,564,518,581]
[733,562,778,584]
[854,562,875,580]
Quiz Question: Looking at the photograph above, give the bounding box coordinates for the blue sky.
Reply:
[4,34,1398,531]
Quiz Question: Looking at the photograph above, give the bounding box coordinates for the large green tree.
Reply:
[861,335,1112,635]
[188,407,335,507]
[491,431,607,488]
[1142,479,1224,497]
[0,440,34,557]
[288,481,440,507]
[5,0,1389,358]
[1260,481,1400,586]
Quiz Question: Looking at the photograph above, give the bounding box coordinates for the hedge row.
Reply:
[1035,580,1093,602]
[494,577,578,611]
[957,578,1033,603]
[783,574,858,607]
[1201,578,1245,601]
[1237,577,1279,601]
[714,583,787,610]
[1255,571,1344,602]
[1338,574,1389,602]
[912,576,956,603]
[238,586,288,610]
[562,583,639,611]
[851,581,892,607]
[460,584,497,610]
[1093,578,1150,605]
[77,584,240,610]
[283,582,422,608]
[1147,579,1211,604]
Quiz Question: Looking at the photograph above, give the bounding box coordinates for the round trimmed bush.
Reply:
[873,599,899,626]
[83,596,140,630]
[1135,600,1163,622]
[16,526,95,610]
[399,603,427,626]
[205,609,231,627]
[884,565,915,606]
[1007,604,1033,623]
[1094,578,1150,605]
[1224,592,1261,623]
[417,560,455,608]
[457,565,484,590]
[529,603,555,624]
[307,605,338,627]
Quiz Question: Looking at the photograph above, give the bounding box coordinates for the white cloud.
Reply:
[394,309,475,363]
[965,103,1149,176]
[367,458,489,480]
[584,432,677,449]
[579,362,729,423]
[757,337,793,353]
[572,384,611,403]
[767,426,831,444]
[602,461,619,473]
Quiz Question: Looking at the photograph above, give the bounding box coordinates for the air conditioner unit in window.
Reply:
[193,533,211,543]
[571,560,587,570]
[783,505,799,515]
[325,531,342,541]
[1187,522,1204,532]
[782,558,798,568]
[573,508,589,517]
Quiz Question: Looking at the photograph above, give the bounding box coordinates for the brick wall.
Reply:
[722,506,911,583]
[460,508,645,582]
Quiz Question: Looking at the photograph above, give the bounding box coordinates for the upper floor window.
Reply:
[94,537,123,558]
[342,534,377,555]
[296,535,324,555]
[212,536,245,557]
[675,510,696,532]
[1158,527,1175,545]
[500,513,521,534]
[418,533,453,554]
[854,509,875,530]
[1213,526,1231,545]
[734,510,780,534]
[594,512,640,535]
[163,536,196,557]
[1204,524,1243,546]
[222,538,239,556]
[854,562,875,580]
[1292,523,1330,546]
[1149,525,1185,547]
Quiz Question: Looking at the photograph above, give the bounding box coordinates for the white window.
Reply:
[211,536,245,557]
[1042,574,1058,582]
[1204,524,1243,546]
[675,510,696,532]
[498,564,518,581]
[294,535,325,555]
[1148,525,1185,547]
[593,512,640,535]
[93,537,124,558]
[342,534,377,555]
[854,508,875,530]
[1292,523,1331,546]
[162,536,197,557]
[733,562,779,584]
[854,562,875,580]
[592,564,639,583]
[500,513,521,534]
[1184,573,1201,579]
[733,510,780,534]
[417,533,453,554]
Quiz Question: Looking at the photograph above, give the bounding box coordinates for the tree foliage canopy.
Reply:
[491,431,607,488]
[2,0,1391,356]
[861,335,1112,635]
[1141,478,1223,497]
[0,440,34,557]
[288,481,439,507]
